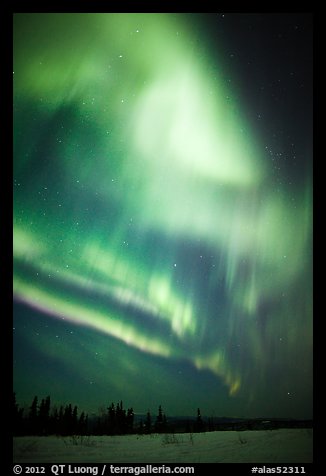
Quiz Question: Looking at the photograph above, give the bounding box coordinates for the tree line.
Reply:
[13,393,206,437]
[13,393,88,436]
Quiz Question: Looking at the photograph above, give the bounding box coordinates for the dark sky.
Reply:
[13,13,312,419]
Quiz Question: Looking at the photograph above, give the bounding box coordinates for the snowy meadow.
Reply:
[13,429,313,464]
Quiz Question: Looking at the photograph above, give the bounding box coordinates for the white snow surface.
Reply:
[13,429,313,463]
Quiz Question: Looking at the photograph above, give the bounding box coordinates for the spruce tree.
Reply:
[13,393,24,436]
[63,404,73,435]
[78,412,86,435]
[29,396,38,435]
[72,406,78,434]
[195,407,204,432]
[58,406,64,435]
[107,403,115,434]
[127,407,134,433]
[155,405,164,432]
[145,410,151,434]
[39,396,51,435]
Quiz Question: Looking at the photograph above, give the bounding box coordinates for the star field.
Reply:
[13,13,312,418]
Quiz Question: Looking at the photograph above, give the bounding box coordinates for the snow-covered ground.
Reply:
[13,429,313,463]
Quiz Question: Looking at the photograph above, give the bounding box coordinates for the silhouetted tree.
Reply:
[195,407,204,432]
[72,405,78,434]
[58,405,64,435]
[13,392,18,417]
[13,393,24,436]
[28,396,39,434]
[145,410,151,434]
[50,406,59,435]
[63,404,73,435]
[126,407,134,433]
[107,402,115,434]
[84,414,89,434]
[39,396,51,435]
[155,405,167,432]
[78,411,88,435]
[29,396,38,420]
[116,400,127,434]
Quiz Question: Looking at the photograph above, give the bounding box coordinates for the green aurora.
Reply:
[13,13,312,418]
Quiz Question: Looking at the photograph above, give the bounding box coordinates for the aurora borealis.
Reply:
[13,13,312,418]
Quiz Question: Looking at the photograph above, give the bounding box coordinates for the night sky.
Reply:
[13,13,312,419]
